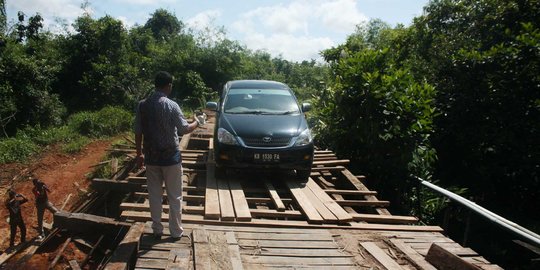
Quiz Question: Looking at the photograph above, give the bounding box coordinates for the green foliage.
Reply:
[317,37,438,213]
[61,136,90,153]
[68,106,133,138]
[405,0,540,222]
[0,136,37,163]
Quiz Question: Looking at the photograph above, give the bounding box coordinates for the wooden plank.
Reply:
[238,239,336,249]
[228,179,252,221]
[104,223,145,270]
[340,169,391,215]
[425,243,481,270]
[351,213,418,224]
[312,160,350,166]
[241,256,354,266]
[53,212,131,234]
[49,237,72,269]
[123,212,444,232]
[226,232,244,270]
[285,179,324,223]
[334,199,390,207]
[205,150,220,220]
[264,179,286,211]
[208,231,234,270]
[217,177,235,221]
[302,180,339,221]
[192,229,212,269]
[166,249,190,270]
[325,189,378,196]
[238,247,352,257]
[311,166,345,172]
[234,232,333,241]
[360,242,403,270]
[135,258,169,269]
[306,178,352,222]
[92,178,144,192]
[69,260,81,270]
[389,239,436,270]
[250,209,303,219]
[179,133,191,150]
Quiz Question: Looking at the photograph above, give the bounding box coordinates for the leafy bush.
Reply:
[61,136,90,154]
[68,106,133,138]
[0,137,38,163]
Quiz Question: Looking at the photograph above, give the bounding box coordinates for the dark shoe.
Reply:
[171,232,183,241]
[153,233,162,240]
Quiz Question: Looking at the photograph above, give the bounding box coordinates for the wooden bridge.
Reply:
[94,116,502,270]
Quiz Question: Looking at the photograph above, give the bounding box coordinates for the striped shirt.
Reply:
[134,91,190,165]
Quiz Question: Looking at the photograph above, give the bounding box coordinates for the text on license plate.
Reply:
[254,153,280,162]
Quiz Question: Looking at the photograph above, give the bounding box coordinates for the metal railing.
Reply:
[413,175,540,247]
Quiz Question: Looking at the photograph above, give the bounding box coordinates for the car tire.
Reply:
[215,166,226,179]
[296,169,311,181]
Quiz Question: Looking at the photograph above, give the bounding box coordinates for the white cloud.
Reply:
[231,0,366,61]
[7,0,83,22]
[317,0,368,33]
[243,33,334,62]
[186,10,222,32]
[112,0,174,5]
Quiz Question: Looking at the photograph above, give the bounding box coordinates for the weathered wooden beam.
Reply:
[103,223,145,270]
[54,212,131,234]
[351,213,418,224]
[91,178,143,192]
[426,243,481,270]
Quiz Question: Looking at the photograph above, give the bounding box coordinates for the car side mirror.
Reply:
[206,101,218,111]
[301,103,311,112]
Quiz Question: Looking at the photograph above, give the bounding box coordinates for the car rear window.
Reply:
[224,88,300,114]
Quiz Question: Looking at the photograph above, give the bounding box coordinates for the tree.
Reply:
[144,9,183,41]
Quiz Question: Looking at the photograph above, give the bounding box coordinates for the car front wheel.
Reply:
[296,169,311,181]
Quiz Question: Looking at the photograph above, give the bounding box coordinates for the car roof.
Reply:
[228,80,290,90]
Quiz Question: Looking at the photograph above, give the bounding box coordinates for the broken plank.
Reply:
[285,179,324,223]
[264,179,286,211]
[360,242,403,270]
[228,179,252,221]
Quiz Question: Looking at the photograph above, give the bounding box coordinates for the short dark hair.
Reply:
[154,71,173,88]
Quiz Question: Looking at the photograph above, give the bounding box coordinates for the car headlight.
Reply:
[294,129,313,146]
[217,128,238,145]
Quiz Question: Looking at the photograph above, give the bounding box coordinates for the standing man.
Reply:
[32,178,58,238]
[134,71,203,240]
[5,189,28,249]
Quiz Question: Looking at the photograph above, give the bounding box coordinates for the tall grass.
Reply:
[0,106,133,164]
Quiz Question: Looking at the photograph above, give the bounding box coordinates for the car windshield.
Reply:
[223,88,300,114]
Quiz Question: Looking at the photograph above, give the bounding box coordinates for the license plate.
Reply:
[254,153,280,162]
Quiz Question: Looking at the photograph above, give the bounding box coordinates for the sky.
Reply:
[6,0,429,62]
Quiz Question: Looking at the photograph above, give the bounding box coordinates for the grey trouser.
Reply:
[146,163,183,238]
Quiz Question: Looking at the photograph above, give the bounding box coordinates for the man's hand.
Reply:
[195,113,207,127]
[136,154,145,169]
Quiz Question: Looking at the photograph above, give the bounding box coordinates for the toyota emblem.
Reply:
[262,136,272,143]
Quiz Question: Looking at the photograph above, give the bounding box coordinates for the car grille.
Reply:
[242,137,291,147]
